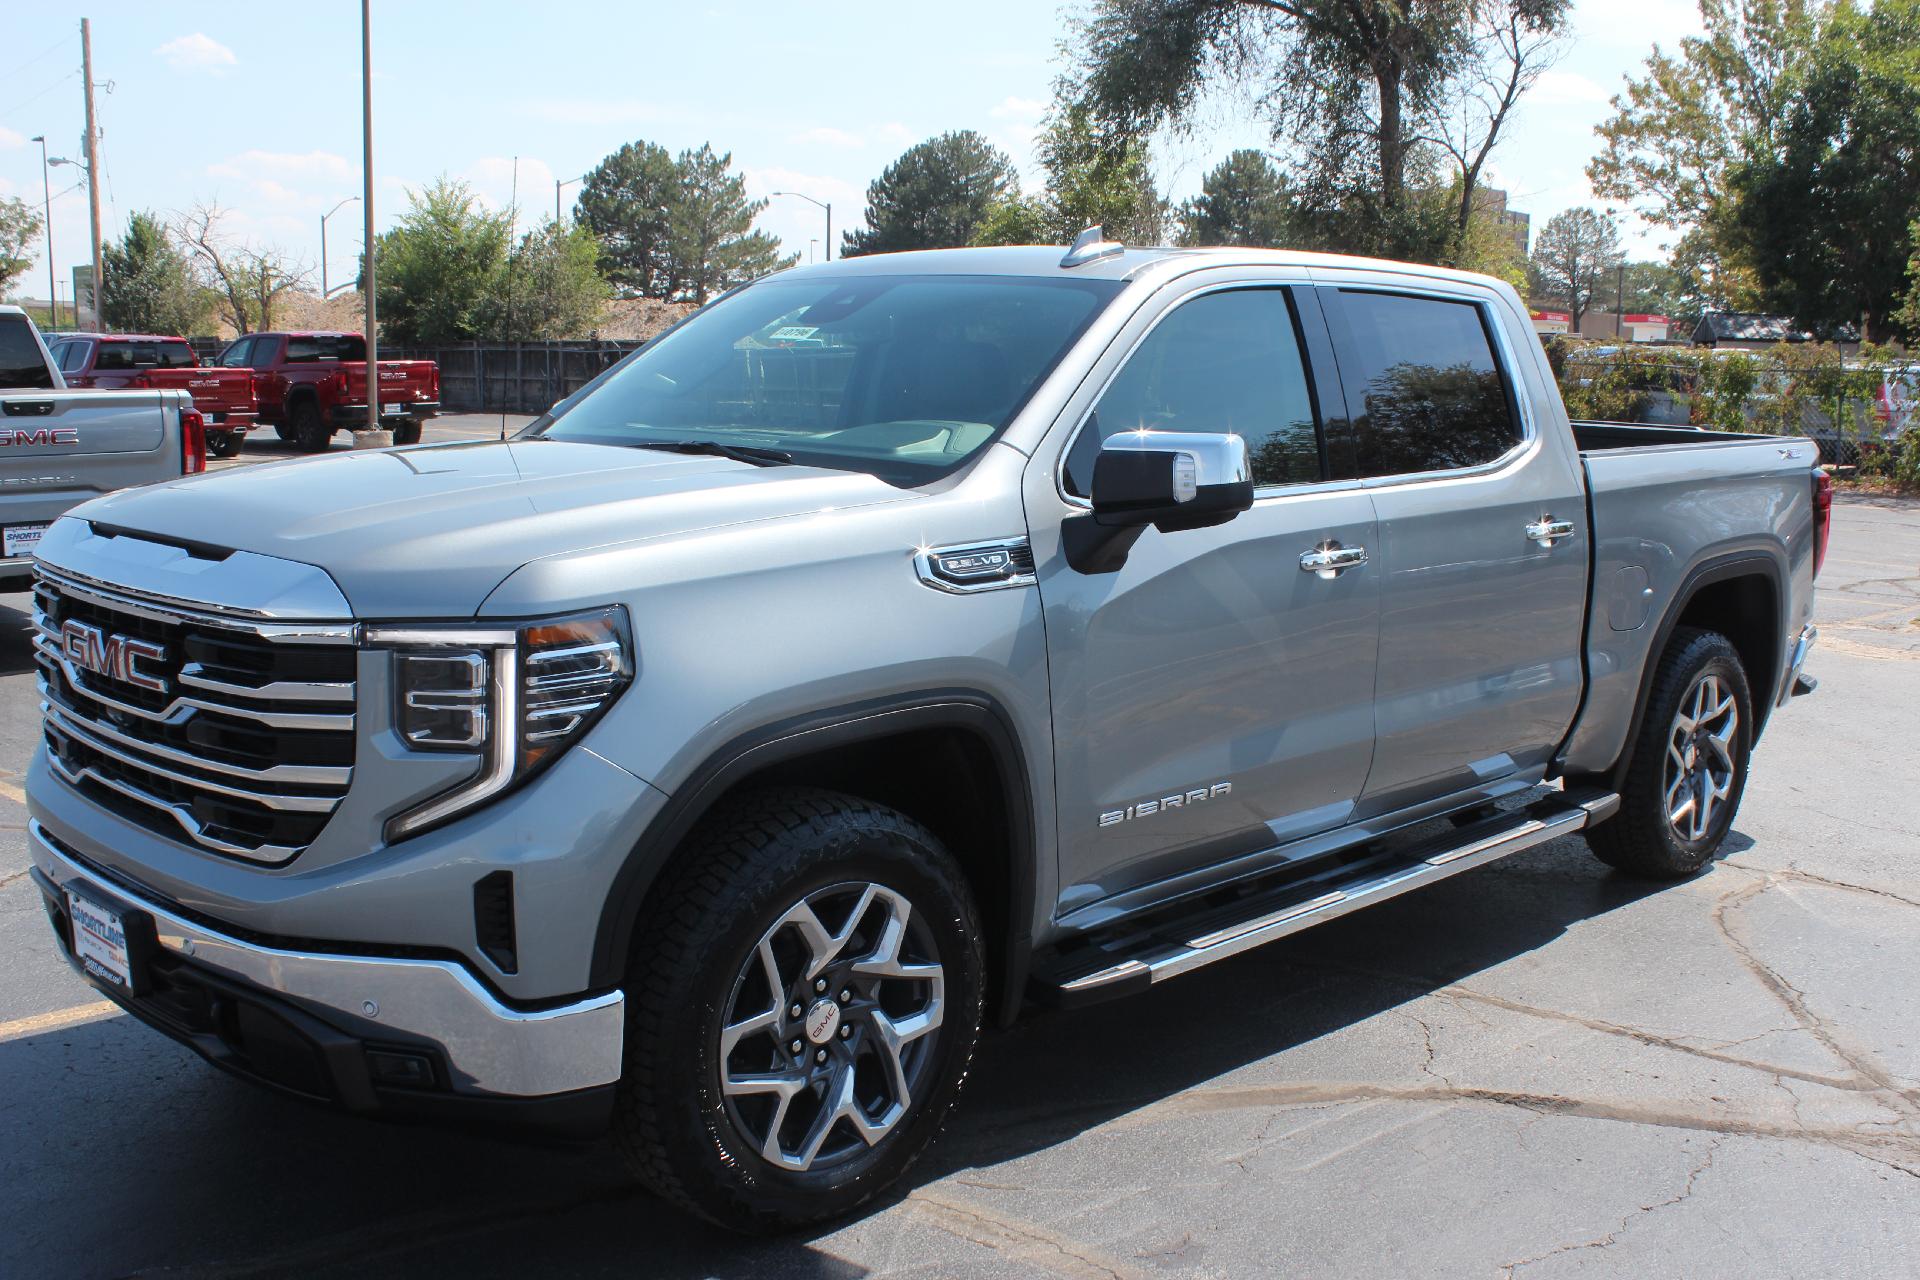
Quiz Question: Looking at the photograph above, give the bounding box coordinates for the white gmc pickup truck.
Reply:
[0,305,207,590]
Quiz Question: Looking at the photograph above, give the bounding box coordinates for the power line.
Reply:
[0,65,78,121]
[0,33,73,84]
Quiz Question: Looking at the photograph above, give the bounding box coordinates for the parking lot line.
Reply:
[0,1000,119,1042]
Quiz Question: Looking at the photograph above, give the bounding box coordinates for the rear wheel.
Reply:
[613,787,984,1233]
[1587,627,1752,878]
[289,399,332,453]
[205,430,243,459]
[389,419,422,446]
[272,422,294,442]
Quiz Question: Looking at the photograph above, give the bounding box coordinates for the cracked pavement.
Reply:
[0,472,1915,1278]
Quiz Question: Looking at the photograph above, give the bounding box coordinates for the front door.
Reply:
[1315,283,1589,815]
[1030,283,1381,921]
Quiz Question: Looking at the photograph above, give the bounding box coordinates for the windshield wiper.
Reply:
[630,439,794,467]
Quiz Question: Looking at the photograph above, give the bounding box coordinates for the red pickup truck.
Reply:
[46,333,256,457]
[215,331,439,451]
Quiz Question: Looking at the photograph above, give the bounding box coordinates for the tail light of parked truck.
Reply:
[1812,468,1833,577]
[180,407,207,475]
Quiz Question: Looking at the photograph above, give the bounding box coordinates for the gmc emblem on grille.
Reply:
[60,619,169,693]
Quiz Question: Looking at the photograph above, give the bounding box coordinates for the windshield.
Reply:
[533,273,1122,483]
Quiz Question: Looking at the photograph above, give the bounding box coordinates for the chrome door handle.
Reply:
[1526,518,1576,548]
[1299,543,1368,579]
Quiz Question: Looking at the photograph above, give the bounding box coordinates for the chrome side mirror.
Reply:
[1090,430,1254,531]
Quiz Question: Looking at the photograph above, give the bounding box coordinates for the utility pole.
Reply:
[362,0,378,434]
[80,18,104,325]
[30,135,56,328]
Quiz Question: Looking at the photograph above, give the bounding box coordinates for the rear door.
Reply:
[1031,277,1381,918]
[1315,281,1588,816]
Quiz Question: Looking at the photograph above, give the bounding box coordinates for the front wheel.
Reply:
[613,788,985,1232]
[1586,626,1753,878]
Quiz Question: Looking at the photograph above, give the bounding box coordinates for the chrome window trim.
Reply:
[1052,279,1343,511]
[1317,281,1541,491]
[32,564,358,644]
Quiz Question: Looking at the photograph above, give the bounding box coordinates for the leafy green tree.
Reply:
[842,131,1020,257]
[1899,218,1920,338]
[1176,150,1296,247]
[0,196,44,295]
[101,211,208,335]
[500,220,610,339]
[974,104,1163,247]
[666,144,792,304]
[372,178,510,343]
[577,141,680,298]
[1725,0,1920,342]
[1062,0,1567,259]
[1528,208,1623,333]
[1588,0,1818,308]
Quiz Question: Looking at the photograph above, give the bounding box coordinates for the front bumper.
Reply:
[28,819,624,1129]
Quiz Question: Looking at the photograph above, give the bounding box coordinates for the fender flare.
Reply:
[1602,548,1787,789]
[588,689,1039,1026]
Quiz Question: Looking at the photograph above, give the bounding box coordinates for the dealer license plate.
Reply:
[382,402,406,417]
[66,888,134,990]
[3,522,48,558]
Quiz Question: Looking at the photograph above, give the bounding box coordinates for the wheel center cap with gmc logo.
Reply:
[803,998,841,1045]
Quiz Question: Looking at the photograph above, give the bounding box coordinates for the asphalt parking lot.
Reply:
[2,423,1917,1277]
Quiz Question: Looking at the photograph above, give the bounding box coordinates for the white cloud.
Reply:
[0,126,24,150]
[1529,69,1612,108]
[207,150,354,186]
[1573,0,1703,49]
[791,126,866,149]
[989,95,1048,122]
[524,98,670,127]
[875,122,914,145]
[154,33,238,75]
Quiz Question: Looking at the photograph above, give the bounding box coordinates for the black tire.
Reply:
[389,419,422,446]
[1587,627,1753,879]
[613,786,985,1233]
[289,399,331,452]
[272,422,294,442]
[205,430,243,459]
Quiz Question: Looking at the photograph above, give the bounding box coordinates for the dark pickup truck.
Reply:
[47,333,256,458]
[215,331,439,451]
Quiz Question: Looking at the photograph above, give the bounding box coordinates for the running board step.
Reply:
[1036,789,1619,1004]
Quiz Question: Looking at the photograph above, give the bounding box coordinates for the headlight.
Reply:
[369,606,633,841]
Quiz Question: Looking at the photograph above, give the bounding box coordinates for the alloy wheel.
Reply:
[717,881,945,1173]
[1663,671,1740,843]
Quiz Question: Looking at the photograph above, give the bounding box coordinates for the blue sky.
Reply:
[0,0,1707,302]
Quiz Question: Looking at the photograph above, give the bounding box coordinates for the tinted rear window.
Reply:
[285,335,366,362]
[94,340,196,370]
[1324,291,1521,476]
[0,316,54,389]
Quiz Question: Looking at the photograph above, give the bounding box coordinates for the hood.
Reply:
[76,440,921,616]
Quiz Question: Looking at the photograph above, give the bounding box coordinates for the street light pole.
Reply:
[556,175,585,224]
[362,0,378,435]
[80,18,104,325]
[29,136,56,329]
[320,197,359,298]
[771,191,832,262]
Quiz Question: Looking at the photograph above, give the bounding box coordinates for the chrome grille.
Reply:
[31,566,357,864]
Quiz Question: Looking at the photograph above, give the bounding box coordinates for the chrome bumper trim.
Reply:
[28,820,625,1097]
[1780,624,1818,705]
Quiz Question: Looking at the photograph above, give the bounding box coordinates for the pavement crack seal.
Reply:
[906,1188,1143,1280]
[1498,1137,1721,1277]
[1710,874,1920,1119]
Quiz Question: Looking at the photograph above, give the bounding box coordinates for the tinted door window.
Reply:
[0,316,54,389]
[1324,290,1520,477]
[286,335,366,362]
[217,338,256,367]
[1066,288,1323,495]
[55,341,89,372]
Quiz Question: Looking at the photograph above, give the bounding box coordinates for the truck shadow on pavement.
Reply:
[1,839,1677,1280]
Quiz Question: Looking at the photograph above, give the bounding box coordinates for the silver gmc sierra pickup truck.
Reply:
[24,235,1827,1230]
[2,305,206,591]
